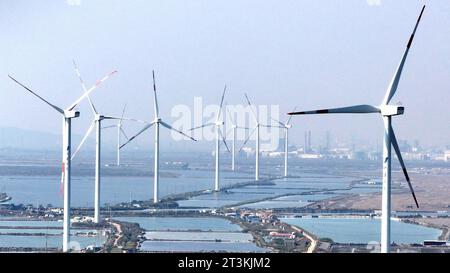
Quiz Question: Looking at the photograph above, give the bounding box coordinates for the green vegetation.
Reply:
[116,222,143,252]
[320,237,334,243]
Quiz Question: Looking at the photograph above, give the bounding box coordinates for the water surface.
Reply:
[282,217,441,244]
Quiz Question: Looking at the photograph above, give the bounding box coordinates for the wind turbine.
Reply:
[241,94,283,181]
[120,71,197,203]
[8,66,117,252]
[288,6,425,253]
[70,61,145,223]
[225,103,251,172]
[273,107,296,177]
[102,104,131,166]
[189,86,229,191]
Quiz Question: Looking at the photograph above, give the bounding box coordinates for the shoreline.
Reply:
[1,170,449,252]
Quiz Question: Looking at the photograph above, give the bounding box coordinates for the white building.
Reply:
[242,147,254,157]
[72,216,95,223]
[297,153,322,159]
[445,150,450,162]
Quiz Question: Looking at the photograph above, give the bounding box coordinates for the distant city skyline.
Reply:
[0,126,447,154]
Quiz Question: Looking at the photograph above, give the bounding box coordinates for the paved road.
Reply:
[112,222,123,247]
[291,225,317,253]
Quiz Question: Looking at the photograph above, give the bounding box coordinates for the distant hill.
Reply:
[0,127,117,153]
[0,127,62,151]
[0,126,217,154]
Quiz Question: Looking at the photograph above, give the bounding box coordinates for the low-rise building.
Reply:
[445,150,450,162]
[297,153,322,159]
[269,232,296,239]
[71,216,95,223]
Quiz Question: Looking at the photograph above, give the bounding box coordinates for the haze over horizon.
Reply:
[0,0,448,153]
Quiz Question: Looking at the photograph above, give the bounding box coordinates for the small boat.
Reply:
[0,192,12,203]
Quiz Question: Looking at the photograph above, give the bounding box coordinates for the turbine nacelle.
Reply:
[120,71,197,151]
[379,105,405,117]
[215,121,225,126]
[95,114,104,121]
[64,110,80,119]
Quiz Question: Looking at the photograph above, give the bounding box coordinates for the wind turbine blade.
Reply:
[101,116,121,120]
[122,118,148,124]
[67,70,118,111]
[239,127,257,152]
[120,123,154,149]
[189,123,215,131]
[71,120,96,160]
[152,70,160,118]
[260,124,284,129]
[103,116,148,124]
[120,127,129,140]
[236,126,251,130]
[270,118,286,128]
[73,60,98,115]
[119,104,127,126]
[382,5,425,105]
[219,128,231,153]
[390,125,419,208]
[286,106,297,125]
[288,105,380,115]
[102,125,116,130]
[244,93,258,122]
[216,85,227,121]
[160,121,197,141]
[8,75,64,114]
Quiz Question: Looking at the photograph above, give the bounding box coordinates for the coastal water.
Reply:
[177,175,376,209]
[0,165,375,210]
[144,231,253,242]
[282,217,442,244]
[0,169,253,207]
[0,158,405,249]
[0,234,106,249]
[115,217,242,231]
[0,219,106,249]
[139,241,265,253]
[115,216,265,253]
[238,200,311,209]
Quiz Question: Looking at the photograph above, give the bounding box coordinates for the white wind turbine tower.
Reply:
[120,71,197,203]
[225,103,251,172]
[8,67,116,252]
[241,94,283,181]
[102,104,130,166]
[273,107,296,177]
[70,61,145,223]
[190,86,230,191]
[288,6,425,253]
[116,105,128,166]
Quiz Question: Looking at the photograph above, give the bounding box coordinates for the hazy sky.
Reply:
[0,0,448,152]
